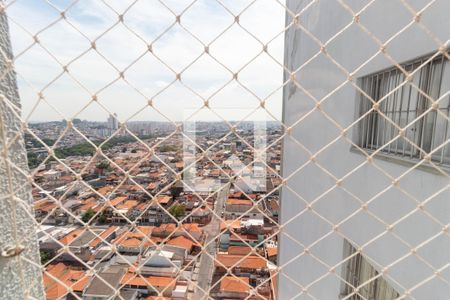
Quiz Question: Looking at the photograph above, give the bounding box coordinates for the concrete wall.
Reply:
[0,2,45,298]
[279,0,450,299]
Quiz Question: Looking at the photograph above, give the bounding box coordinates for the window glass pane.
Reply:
[438,60,450,109]
[341,240,399,300]
[357,55,449,165]
[377,72,391,149]
[408,64,425,155]
[422,60,443,152]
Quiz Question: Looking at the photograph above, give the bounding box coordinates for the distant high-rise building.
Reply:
[107,113,119,131]
[231,142,237,154]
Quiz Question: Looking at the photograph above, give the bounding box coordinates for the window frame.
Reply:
[340,240,400,300]
[354,52,450,167]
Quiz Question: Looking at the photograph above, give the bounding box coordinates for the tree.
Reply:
[81,208,95,223]
[97,214,107,224]
[40,251,52,264]
[159,144,178,152]
[96,160,110,171]
[168,204,185,219]
[95,160,110,176]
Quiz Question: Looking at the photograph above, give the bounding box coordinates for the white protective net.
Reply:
[0,0,449,300]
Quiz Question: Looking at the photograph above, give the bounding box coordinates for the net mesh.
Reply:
[0,0,449,299]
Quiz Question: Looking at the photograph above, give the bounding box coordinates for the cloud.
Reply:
[6,0,285,122]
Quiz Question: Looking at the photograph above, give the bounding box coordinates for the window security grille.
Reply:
[357,53,450,165]
[340,240,399,300]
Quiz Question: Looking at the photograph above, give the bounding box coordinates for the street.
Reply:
[192,182,230,299]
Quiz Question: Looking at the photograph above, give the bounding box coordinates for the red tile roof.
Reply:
[228,246,255,256]
[59,228,85,246]
[89,226,118,248]
[267,247,278,258]
[43,263,89,300]
[109,196,128,207]
[116,199,139,210]
[167,235,195,251]
[226,198,253,206]
[120,272,175,288]
[220,276,250,294]
[215,254,267,270]
[157,195,172,204]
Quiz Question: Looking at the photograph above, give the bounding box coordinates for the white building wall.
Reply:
[280,1,450,299]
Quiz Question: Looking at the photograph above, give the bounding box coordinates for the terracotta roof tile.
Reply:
[97,185,113,196]
[120,272,175,288]
[215,254,266,270]
[44,263,89,300]
[157,195,172,204]
[220,276,250,294]
[267,247,277,257]
[167,235,194,251]
[226,198,253,206]
[220,220,241,231]
[228,246,255,256]
[109,196,128,207]
[59,228,85,246]
[116,199,139,210]
[89,226,118,248]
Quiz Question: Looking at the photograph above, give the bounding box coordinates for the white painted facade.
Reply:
[279,1,450,299]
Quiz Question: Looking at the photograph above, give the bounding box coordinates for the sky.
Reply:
[6,0,286,123]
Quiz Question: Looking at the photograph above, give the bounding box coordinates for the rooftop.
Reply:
[219,276,250,294]
[83,265,127,297]
[167,235,195,251]
[226,198,253,206]
[43,263,89,300]
[215,254,267,270]
[120,272,175,288]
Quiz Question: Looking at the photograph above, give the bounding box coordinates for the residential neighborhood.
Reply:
[31,121,282,300]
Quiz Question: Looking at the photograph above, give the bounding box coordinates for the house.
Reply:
[171,283,188,300]
[143,250,177,268]
[215,254,267,275]
[115,290,138,300]
[89,226,119,249]
[266,247,277,264]
[216,276,250,299]
[228,246,257,256]
[225,198,255,215]
[120,272,176,297]
[111,199,139,223]
[43,263,89,300]
[156,195,173,208]
[166,235,195,254]
[99,195,127,221]
[83,265,127,299]
[229,232,264,248]
[137,202,172,225]
[113,230,156,254]
[58,227,108,262]
[187,207,211,225]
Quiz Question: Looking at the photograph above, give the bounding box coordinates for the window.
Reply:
[340,240,399,300]
[357,53,450,165]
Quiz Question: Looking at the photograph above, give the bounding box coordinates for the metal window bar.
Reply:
[358,53,450,165]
